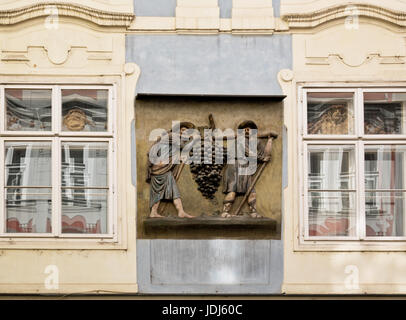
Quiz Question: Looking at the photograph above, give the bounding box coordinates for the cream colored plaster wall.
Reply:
[283,10,406,294]
[0,0,139,294]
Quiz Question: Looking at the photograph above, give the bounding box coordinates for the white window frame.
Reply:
[0,84,116,240]
[300,86,406,244]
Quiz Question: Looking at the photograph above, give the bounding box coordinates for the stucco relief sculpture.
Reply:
[146,115,278,221]
[147,122,198,219]
[221,120,277,219]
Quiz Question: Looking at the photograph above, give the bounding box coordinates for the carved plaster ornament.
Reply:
[0,2,134,27]
[63,108,91,131]
[45,40,71,65]
[304,23,405,67]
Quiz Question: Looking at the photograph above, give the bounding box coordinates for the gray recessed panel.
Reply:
[126,34,292,96]
[137,239,282,294]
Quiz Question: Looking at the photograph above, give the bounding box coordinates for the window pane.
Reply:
[307,146,356,237]
[308,146,356,190]
[308,191,356,237]
[62,189,108,234]
[61,142,108,234]
[364,92,406,134]
[4,142,52,234]
[366,192,405,237]
[62,89,108,132]
[61,142,108,187]
[365,145,406,237]
[307,92,354,135]
[365,145,406,190]
[6,188,52,233]
[5,142,52,187]
[6,89,52,131]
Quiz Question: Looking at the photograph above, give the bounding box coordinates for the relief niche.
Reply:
[136,96,283,240]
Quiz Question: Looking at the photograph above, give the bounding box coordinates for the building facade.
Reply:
[0,0,405,295]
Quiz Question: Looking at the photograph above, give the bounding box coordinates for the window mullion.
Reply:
[355,89,364,138]
[302,88,306,137]
[0,86,3,234]
[0,86,4,134]
[53,86,60,237]
[358,140,366,240]
[109,139,114,236]
[110,86,115,135]
[303,141,309,239]
[0,139,4,235]
[54,85,61,134]
[51,138,59,237]
[358,90,366,240]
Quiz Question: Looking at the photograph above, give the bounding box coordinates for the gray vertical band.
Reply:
[133,0,176,16]
[219,0,233,18]
[273,0,281,17]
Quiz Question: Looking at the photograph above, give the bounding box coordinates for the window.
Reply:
[0,85,115,238]
[302,88,406,241]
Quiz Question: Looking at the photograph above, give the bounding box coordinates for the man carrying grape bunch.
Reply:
[221,120,277,218]
[147,122,199,218]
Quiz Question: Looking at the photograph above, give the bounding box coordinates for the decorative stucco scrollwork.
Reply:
[282,3,406,28]
[0,2,134,27]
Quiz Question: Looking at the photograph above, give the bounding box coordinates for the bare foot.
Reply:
[250,212,262,218]
[221,212,232,218]
[178,211,195,218]
[149,212,164,218]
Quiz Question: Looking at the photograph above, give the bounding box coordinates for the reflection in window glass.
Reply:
[307,92,354,135]
[307,146,356,237]
[4,142,52,233]
[365,145,406,236]
[364,92,406,134]
[62,89,108,132]
[61,142,108,234]
[6,89,52,131]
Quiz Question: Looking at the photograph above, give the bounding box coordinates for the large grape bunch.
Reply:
[189,134,227,200]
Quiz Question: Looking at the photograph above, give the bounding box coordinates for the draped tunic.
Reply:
[146,133,184,208]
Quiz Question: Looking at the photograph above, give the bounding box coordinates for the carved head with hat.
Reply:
[238,120,258,135]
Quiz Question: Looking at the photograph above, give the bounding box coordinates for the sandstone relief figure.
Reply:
[221,121,277,219]
[146,122,198,219]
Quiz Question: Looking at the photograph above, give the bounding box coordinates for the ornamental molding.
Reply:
[0,2,134,27]
[304,23,406,67]
[281,3,406,28]
[0,25,116,67]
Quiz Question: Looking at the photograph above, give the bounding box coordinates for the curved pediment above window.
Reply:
[0,1,134,27]
[281,1,406,29]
